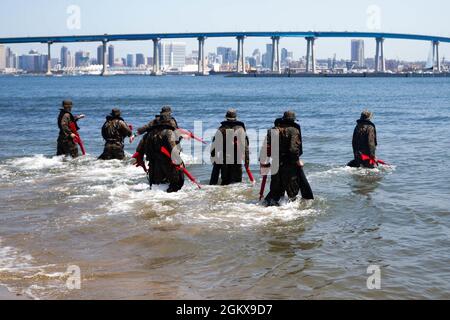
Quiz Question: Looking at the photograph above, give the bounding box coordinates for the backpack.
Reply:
[102,118,121,141]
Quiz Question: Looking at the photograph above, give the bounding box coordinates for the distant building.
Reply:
[60,46,69,68]
[108,45,115,67]
[147,57,153,66]
[351,40,365,68]
[97,45,108,66]
[281,48,288,64]
[5,47,17,69]
[263,44,273,68]
[126,54,135,67]
[252,49,261,66]
[18,50,48,73]
[0,45,5,70]
[75,51,90,67]
[159,42,186,69]
[136,53,145,67]
[248,56,257,68]
[217,47,236,64]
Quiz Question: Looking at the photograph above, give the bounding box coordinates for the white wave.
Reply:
[310,164,396,179]
[0,238,70,300]
[103,181,319,229]
[4,155,66,171]
[0,241,34,273]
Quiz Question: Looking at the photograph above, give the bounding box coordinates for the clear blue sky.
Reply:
[1,0,449,61]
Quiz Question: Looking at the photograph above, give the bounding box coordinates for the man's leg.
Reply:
[210,164,221,185]
[220,165,231,186]
[265,171,283,206]
[167,164,185,193]
[298,167,314,200]
[229,164,243,184]
[283,164,301,201]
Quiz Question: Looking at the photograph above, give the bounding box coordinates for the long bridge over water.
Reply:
[1,31,449,76]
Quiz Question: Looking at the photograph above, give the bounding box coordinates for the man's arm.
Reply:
[260,129,272,165]
[60,114,74,137]
[367,126,377,157]
[119,120,133,137]
[352,127,358,157]
[244,134,250,167]
[289,127,302,161]
[137,120,155,136]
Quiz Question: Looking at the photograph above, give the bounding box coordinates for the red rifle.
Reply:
[160,146,202,189]
[259,175,268,201]
[68,122,86,155]
[245,165,256,184]
[259,163,271,200]
[131,152,148,173]
[178,128,207,145]
[360,153,389,166]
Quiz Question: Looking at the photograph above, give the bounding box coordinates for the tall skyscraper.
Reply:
[97,45,105,65]
[281,48,288,64]
[108,45,115,67]
[60,46,69,68]
[159,42,186,69]
[0,45,6,70]
[135,53,145,67]
[351,40,365,68]
[263,44,273,68]
[126,54,135,67]
[252,49,261,66]
[5,47,16,69]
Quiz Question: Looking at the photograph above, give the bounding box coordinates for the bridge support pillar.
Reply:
[152,38,162,76]
[271,36,281,74]
[305,37,316,73]
[197,37,208,76]
[101,40,108,76]
[236,36,246,74]
[46,42,52,76]
[375,38,385,73]
[433,41,441,73]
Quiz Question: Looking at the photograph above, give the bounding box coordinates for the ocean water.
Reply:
[0,75,449,299]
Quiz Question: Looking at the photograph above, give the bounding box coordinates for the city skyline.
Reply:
[0,0,449,61]
[2,38,440,75]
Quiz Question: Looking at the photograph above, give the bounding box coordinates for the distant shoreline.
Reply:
[1,72,449,78]
[228,72,450,78]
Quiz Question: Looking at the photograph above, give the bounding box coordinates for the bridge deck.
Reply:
[1,31,450,44]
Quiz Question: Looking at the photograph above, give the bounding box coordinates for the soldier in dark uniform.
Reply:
[144,112,184,193]
[99,108,134,160]
[347,110,378,168]
[260,111,314,206]
[210,109,250,185]
[134,106,179,158]
[57,100,84,158]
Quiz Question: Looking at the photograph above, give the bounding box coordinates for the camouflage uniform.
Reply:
[135,106,179,157]
[144,113,184,193]
[348,111,378,168]
[261,111,314,206]
[210,109,249,186]
[99,109,133,160]
[56,101,79,158]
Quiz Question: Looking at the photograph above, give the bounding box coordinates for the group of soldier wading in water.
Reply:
[57,100,380,206]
